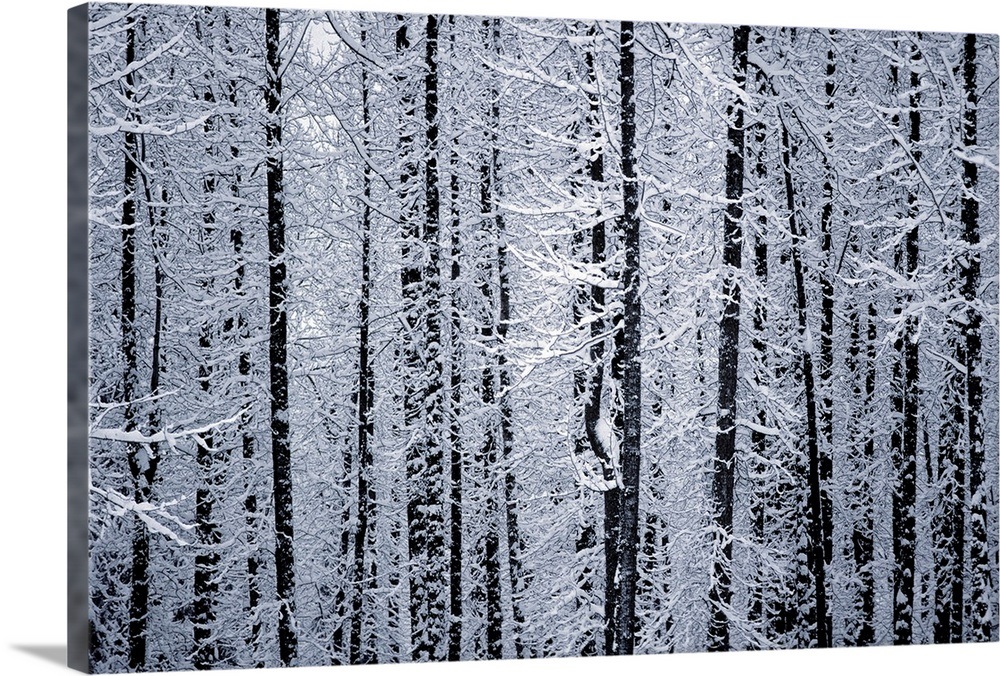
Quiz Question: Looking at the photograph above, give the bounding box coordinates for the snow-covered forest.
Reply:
[85,2,999,671]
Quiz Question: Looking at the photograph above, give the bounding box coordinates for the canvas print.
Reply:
[73,1,999,672]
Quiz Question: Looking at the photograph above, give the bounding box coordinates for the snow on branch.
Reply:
[325,13,388,70]
[89,26,188,90]
[89,408,248,456]
[90,483,194,545]
[90,112,216,138]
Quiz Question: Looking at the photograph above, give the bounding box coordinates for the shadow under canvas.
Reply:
[13,644,68,667]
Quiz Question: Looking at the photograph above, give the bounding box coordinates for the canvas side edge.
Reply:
[68,3,91,673]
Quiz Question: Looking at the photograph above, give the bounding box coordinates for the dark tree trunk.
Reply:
[481,398,503,662]
[817,42,836,647]
[612,19,643,656]
[331,409,352,662]
[636,465,672,651]
[445,18,464,662]
[747,36,770,637]
[194,16,221,664]
[572,34,608,658]
[406,14,449,661]
[934,328,964,643]
[857,303,878,645]
[476,205,503,662]
[395,14,428,664]
[892,39,921,646]
[489,17,528,659]
[120,18,150,671]
[575,39,618,658]
[447,126,464,666]
[780,117,830,649]
[845,264,877,646]
[219,26,262,663]
[962,33,989,644]
[570,207,596,655]
[499,174,528,660]
[707,24,749,652]
[477,20,504,656]
[265,8,298,666]
[350,28,377,666]
[139,179,165,666]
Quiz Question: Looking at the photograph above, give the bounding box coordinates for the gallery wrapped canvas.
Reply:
[68,1,999,672]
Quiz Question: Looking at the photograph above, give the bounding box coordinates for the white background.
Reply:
[2,0,997,674]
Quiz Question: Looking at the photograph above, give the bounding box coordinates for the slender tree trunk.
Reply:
[423,14,448,661]
[265,8,298,666]
[479,336,503,661]
[636,506,672,652]
[574,38,618,658]
[350,28,377,665]
[845,237,877,646]
[817,41,836,648]
[612,19,643,656]
[406,14,449,661]
[136,140,167,673]
[476,193,502,661]
[395,14,425,663]
[961,33,990,644]
[892,39,921,646]
[487,17,528,658]
[779,115,831,649]
[120,18,151,670]
[219,31,262,663]
[569,189,596,654]
[477,20,504,655]
[856,302,878,645]
[934,324,964,643]
[332,415,352,663]
[444,18,464,662]
[747,37,770,637]
[447,122,464,666]
[572,34,608,657]
[145,176,166,645]
[194,17,221,663]
[707,24,749,652]
[350,315,374,667]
